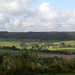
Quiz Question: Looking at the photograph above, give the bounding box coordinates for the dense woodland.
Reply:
[0,31,75,40]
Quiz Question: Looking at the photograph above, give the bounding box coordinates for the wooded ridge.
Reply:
[0,31,75,40]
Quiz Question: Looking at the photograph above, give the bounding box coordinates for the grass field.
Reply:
[42,40,75,45]
[0,38,40,48]
[48,48,75,50]
[0,38,75,45]
[48,48,75,53]
[0,38,22,48]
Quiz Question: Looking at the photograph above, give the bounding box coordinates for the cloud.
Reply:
[0,0,36,15]
[1,1,75,32]
[0,0,35,4]
[13,17,20,26]
[0,13,9,24]
[38,2,53,13]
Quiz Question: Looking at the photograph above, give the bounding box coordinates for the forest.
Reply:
[0,31,75,40]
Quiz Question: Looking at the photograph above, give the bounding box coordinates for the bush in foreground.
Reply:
[0,50,75,75]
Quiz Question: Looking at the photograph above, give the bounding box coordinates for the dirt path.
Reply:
[38,54,75,59]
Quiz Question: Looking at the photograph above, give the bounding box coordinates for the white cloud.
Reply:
[0,0,35,4]
[0,1,23,15]
[13,17,20,26]
[0,0,35,15]
[1,1,75,32]
[38,2,53,13]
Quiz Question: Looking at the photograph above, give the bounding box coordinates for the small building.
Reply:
[57,46,61,48]
[25,42,30,45]
[41,43,44,45]
[46,46,48,48]
[49,46,53,48]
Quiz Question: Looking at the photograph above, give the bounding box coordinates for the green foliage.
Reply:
[0,48,75,75]
[0,54,4,64]
[0,32,75,40]
[0,45,19,50]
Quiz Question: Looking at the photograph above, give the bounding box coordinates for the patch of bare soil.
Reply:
[38,54,75,59]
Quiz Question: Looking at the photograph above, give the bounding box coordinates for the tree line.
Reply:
[0,45,73,55]
[0,31,75,40]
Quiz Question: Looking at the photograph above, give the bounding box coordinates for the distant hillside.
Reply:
[0,32,75,40]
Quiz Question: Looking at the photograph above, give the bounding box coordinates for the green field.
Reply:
[0,38,75,52]
[48,48,75,50]
[42,40,75,45]
[0,38,75,45]
[0,38,40,47]
[0,38,22,48]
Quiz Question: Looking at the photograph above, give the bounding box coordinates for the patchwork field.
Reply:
[0,38,75,52]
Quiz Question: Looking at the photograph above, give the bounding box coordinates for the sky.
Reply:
[0,0,75,32]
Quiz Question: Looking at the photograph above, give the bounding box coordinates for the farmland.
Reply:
[0,38,75,55]
[0,38,75,75]
[0,38,75,50]
[0,38,75,56]
[42,40,75,45]
[0,38,75,46]
[0,38,75,61]
[38,53,75,59]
